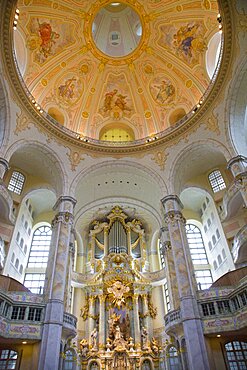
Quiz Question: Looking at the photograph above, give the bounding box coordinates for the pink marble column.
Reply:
[161,195,210,370]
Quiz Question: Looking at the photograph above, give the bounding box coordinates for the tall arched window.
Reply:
[225,341,247,369]
[7,170,25,195]
[167,346,180,370]
[186,224,213,289]
[24,225,52,294]
[208,170,226,193]
[63,349,76,370]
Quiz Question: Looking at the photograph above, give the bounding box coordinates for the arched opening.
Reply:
[206,32,222,79]
[99,123,135,142]
[169,108,186,126]
[48,107,65,125]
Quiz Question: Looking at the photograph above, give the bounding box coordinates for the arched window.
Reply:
[216,228,220,239]
[217,254,222,265]
[213,260,218,270]
[14,258,19,270]
[24,225,52,294]
[19,264,23,274]
[186,224,213,289]
[7,171,25,195]
[208,170,226,193]
[186,224,209,265]
[89,361,99,370]
[63,349,76,370]
[24,221,28,230]
[0,349,18,369]
[142,359,152,370]
[208,241,212,251]
[16,232,20,243]
[167,346,180,370]
[225,341,247,369]
[222,248,226,259]
[11,253,15,263]
[20,238,24,249]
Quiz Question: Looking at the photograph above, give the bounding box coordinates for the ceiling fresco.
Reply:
[14,0,220,142]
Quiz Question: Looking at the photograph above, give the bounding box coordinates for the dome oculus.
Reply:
[92,2,142,58]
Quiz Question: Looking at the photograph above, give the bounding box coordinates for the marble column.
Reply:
[142,294,150,333]
[161,195,210,370]
[227,155,247,206]
[133,294,141,350]
[0,158,9,179]
[38,195,76,370]
[104,226,108,255]
[160,226,179,311]
[99,295,106,351]
[127,227,131,255]
[88,295,96,345]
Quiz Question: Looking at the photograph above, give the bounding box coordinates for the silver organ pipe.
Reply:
[108,220,127,254]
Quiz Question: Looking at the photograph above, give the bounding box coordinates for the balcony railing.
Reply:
[164,309,181,332]
[63,312,77,329]
[232,225,247,264]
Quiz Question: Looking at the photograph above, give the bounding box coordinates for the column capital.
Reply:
[161,195,183,213]
[53,195,77,213]
[164,210,186,225]
[227,155,247,177]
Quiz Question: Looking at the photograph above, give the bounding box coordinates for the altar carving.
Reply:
[75,207,161,369]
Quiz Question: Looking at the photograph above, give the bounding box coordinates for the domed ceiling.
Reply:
[14,0,221,143]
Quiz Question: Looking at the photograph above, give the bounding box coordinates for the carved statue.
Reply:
[141,326,149,350]
[80,299,89,321]
[90,328,98,351]
[79,339,89,357]
[112,325,127,350]
[128,337,134,352]
[151,337,159,354]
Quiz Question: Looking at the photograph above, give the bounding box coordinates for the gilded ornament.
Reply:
[41,79,47,86]
[81,64,89,74]
[145,111,152,118]
[186,79,193,88]
[82,111,89,118]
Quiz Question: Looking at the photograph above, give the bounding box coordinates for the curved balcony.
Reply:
[164,309,181,334]
[0,181,15,224]
[232,225,247,264]
[199,275,247,334]
[220,181,243,221]
[63,312,77,339]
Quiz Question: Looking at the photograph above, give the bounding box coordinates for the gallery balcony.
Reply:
[164,309,182,335]
[62,312,77,339]
[220,181,243,221]
[231,224,247,265]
